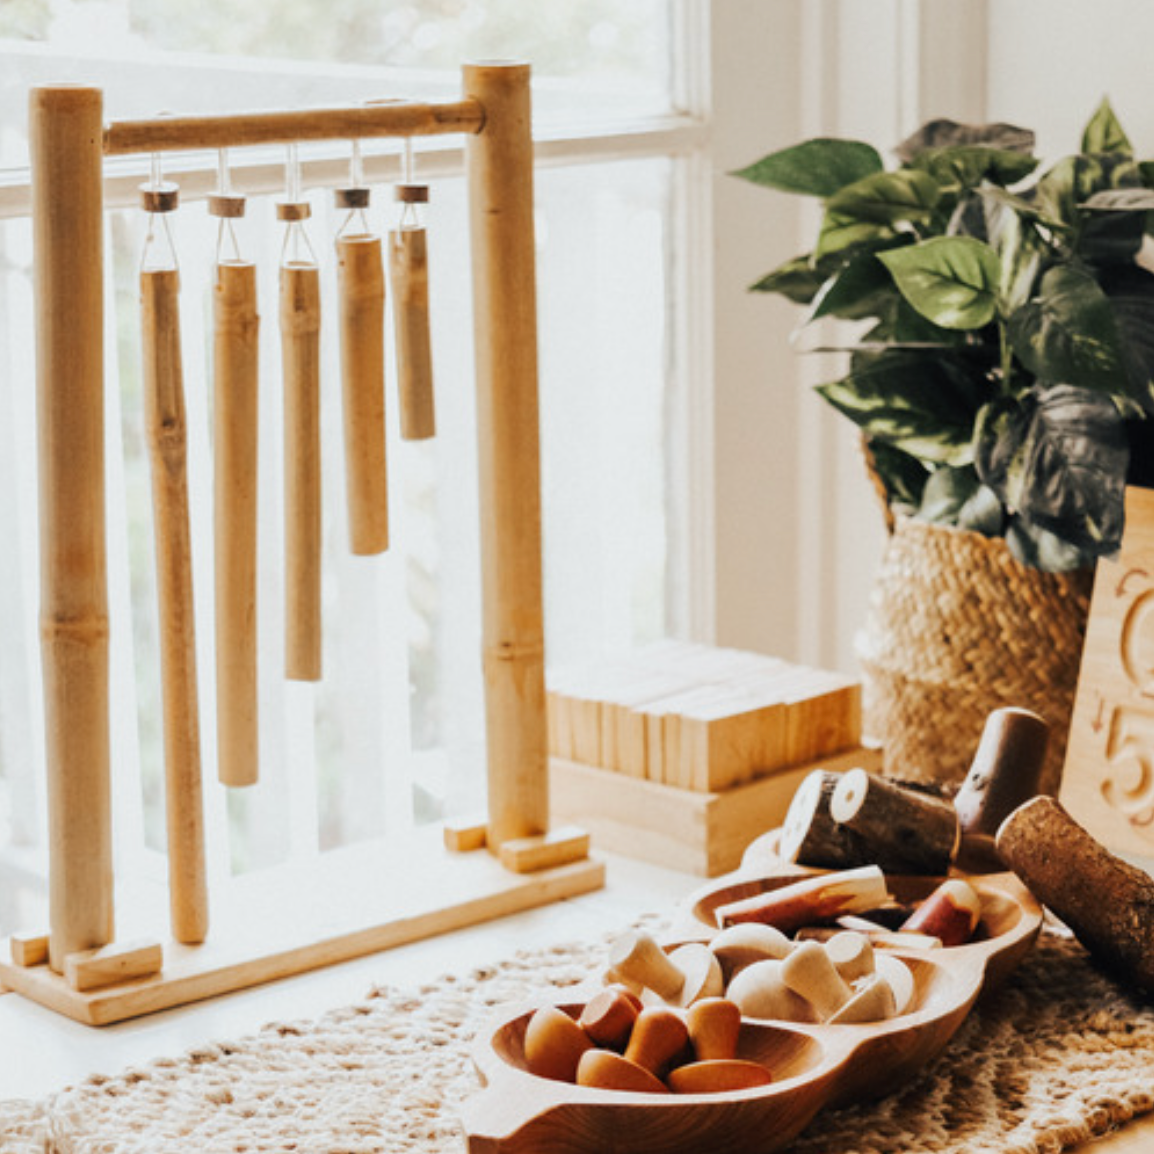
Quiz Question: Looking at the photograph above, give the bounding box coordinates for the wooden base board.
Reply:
[0,825,604,1026]
[549,746,882,877]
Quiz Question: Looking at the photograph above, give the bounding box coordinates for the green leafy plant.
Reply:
[737,99,1154,571]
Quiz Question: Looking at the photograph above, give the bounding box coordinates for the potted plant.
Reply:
[736,99,1154,787]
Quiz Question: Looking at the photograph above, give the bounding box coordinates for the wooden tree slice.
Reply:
[779,769,866,868]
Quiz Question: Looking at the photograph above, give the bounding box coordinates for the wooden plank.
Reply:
[498,825,590,873]
[0,826,604,1026]
[443,815,489,853]
[65,938,163,992]
[9,931,50,968]
[1062,487,1154,863]
[549,746,882,877]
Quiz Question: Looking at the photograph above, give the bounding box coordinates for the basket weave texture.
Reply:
[856,515,1092,793]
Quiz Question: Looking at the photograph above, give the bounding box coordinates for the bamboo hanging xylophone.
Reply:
[0,64,601,1026]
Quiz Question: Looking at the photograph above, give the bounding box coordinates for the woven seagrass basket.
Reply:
[855,515,1093,794]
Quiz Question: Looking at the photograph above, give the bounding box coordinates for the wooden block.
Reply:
[64,938,164,992]
[550,745,883,876]
[498,825,591,873]
[9,931,50,968]
[1062,486,1154,864]
[443,815,488,853]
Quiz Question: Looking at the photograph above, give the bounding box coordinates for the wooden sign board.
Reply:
[1061,486,1154,864]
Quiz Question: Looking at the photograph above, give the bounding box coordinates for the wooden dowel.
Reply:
[32,85,115,972]
[214,260,260,787]
[388,227,436,440]
[464,62,549,849]
[280,261,323,679]
[103,99,485,157]
[141,267,209,943]
[337,233,389,555]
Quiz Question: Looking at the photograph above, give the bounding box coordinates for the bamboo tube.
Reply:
[32,86,115,972]
[464,62,549,849]
[280,262,322,679]
[141,267,209,943]
[214,260,260,787]
[388,226,436,440]
[337,233,389,554]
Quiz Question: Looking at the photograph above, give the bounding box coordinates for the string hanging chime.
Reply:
[210,148,261,787]
[138,155,209,943]
[389,139,436,441]
[277,145,323,682]
[335,140,390,556]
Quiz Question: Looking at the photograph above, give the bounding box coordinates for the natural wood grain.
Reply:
[1062,486,1154,863]
[213,260,260,787]
[498,826,591,874]
[141,267,209,942]
[103,99,484,155]
[10,932,50,968]
[32,85,115,972]
[464,62,549,849]
[64,939,164,992]
[280,261,323,680]
[336,234,389,555]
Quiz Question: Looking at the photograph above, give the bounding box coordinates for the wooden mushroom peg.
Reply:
[578,987,640,1051]
[780,940,854,1022]
[623,1006,691,1079]
[686,997,742,1062]
[523,1005,593,1082]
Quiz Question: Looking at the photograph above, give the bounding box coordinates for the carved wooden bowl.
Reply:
[461,869,1042,1153]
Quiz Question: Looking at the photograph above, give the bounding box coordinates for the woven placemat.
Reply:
[1,923,1151,1154]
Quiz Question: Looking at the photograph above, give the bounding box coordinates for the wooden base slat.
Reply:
[0,827,604,1026]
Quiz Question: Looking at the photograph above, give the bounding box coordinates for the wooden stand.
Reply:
[16,64,600,1026]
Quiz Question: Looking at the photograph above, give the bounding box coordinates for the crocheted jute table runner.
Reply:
[1,924,1151,1154]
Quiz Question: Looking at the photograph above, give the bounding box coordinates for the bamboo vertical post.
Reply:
[464,63,549,849]
[281,261,323,679]
[31,86,115,971]
[214,260,260,787]
[389,189,436,440]
[337,231,389,554]
[141,266,209,943]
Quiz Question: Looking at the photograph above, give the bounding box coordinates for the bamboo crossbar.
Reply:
[103,99,485,156]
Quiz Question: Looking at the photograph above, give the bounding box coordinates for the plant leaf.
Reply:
[1100,265,1154,413]
[1005,264,1126,392]
[895,118,1035,163]
[826,170,941,226]
[911,147,1038,192]
[916,466,1004,535]
[814,209,897,261]
[809,247,907,321]
[878,236,1000,329]
[864,439,930,511]
[1005,519,1091,572]
[749,255,827,304]
[1083,188,1154,212]
[732,138,884,197]
[1081,96,1132,156]
[816,351,984,465]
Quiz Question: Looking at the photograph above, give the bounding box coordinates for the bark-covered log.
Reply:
[829,768,959,875]
[778,769,867,868]
[996,796,1154,993]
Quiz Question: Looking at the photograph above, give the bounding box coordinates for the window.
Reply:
[0,3,707,937]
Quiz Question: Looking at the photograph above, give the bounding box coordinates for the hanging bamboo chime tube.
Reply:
[463,63,549,849]
[139,187,210,943]
[336,183,389,555]
[389,182,436,440]
[212,188,260,787]
[32,85,116,971]
[279,199,323,680]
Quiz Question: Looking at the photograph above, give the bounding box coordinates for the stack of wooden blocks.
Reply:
[547,642,880,876]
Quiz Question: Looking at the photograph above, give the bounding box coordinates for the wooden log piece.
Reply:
[713,865,890,933]
[829,768,959,875]
[996,796,1154,993]
[522,1005,593,1083]
[213,259,260,788]
[388,226,436,440]
[954,708,1049,872]
[779,768,867,869]
[141,267,209,942]
[899,878,982,947]
[280,261,323,681]
[33,85,115,972]
[336,233,389,555]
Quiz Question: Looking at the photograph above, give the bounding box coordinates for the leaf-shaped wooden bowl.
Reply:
[461,869,1042,1153]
